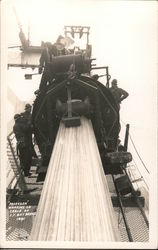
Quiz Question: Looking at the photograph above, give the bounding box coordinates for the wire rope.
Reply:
[120,120,149,190]
[120,120,150,174]
[129,135,150,174]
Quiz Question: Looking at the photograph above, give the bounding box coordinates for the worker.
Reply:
[13,113,32,177]
[22,103,37,158]
[22,103,32,124]
[92,74,99,81]
[39,42,58,73]
[54,35,67,55]
[38,42,58,92]
[109,79,129,109]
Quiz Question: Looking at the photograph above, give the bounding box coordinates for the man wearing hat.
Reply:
[23,103,32,124]
[13,113,32,177]
[109,79,129,109]
[22,103,37,159]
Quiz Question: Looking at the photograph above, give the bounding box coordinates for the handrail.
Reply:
[7,131,27,193]
[7,131,14,139]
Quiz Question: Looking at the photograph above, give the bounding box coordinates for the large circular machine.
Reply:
[31,39,131,182]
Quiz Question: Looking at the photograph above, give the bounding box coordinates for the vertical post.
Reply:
[106,66,110,88]
[124,124,130,151]
[67,85,72,118]
[87,28,89,46]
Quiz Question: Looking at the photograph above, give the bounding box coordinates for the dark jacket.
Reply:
[109,87,129,103]
[13,117,30,147]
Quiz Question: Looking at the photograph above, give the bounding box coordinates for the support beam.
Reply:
[30,117,120,241]
[8,51,40,68]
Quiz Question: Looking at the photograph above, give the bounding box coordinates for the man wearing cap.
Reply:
[109,79,129,109]
[13,113,32,177]
[23,103,32,124]
[22,103,37,158]
[92,74,99,81]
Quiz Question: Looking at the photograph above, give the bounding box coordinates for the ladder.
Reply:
[7,132,28,197]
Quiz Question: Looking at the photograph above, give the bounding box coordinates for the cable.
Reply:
[120,120,150,174]
[129,135,150,174]
[131,159,149,190]
[120,119,149,190]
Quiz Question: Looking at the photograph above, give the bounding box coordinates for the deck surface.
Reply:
[6,118,149,242]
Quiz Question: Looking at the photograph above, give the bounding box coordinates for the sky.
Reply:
[4,0,158,185]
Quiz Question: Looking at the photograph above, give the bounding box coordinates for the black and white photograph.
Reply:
[0,0,157,248]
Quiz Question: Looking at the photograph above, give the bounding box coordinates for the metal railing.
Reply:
[7,131,27,194]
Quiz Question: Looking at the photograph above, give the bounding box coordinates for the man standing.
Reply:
[38,42,58,92]
[13,113,32,177]
[22,103,37,158]
[109,79,129,109]
[23,103,32,125]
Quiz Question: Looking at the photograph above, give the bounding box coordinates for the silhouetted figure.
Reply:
[13,113,32,177]
[92,74,99,81]
[109,79,129,109]
[22,104,37,158]
[38,42,58,92]
[39,42,58,72]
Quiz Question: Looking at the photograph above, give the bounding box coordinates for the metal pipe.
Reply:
[91,66,108,70]
[124,124,130,151]
[105,66,110,88]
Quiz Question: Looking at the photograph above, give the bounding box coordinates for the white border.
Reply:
[0,0,158,249]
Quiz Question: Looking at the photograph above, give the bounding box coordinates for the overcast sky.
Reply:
[4,0,157,184]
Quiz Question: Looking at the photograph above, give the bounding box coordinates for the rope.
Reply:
[131,159,149,190]
[129,135,150,174]
[120,120,150,174]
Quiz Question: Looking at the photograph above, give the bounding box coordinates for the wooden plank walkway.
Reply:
[29,117,120,241]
